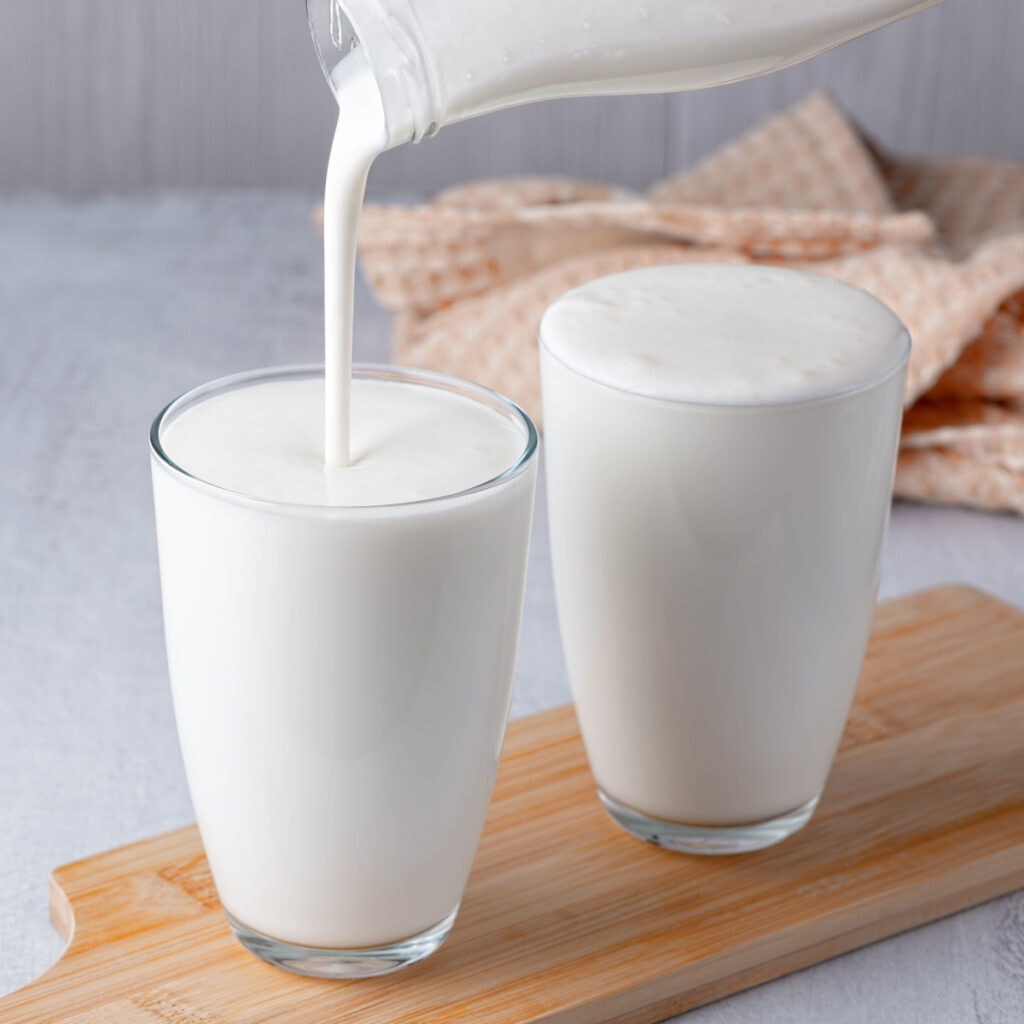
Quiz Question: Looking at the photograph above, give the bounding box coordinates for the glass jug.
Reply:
[308,0,939,147]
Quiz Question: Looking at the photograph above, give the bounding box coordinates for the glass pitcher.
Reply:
[308,0,940,147]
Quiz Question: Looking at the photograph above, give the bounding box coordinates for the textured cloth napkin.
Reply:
[355,92,1024,515]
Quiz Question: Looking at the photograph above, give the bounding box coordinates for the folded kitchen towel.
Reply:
[351,91,1024,516]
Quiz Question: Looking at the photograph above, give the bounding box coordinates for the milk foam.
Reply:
[540,265,910,406]
[161,375,527,507]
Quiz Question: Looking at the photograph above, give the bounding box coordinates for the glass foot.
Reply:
[599,789,820,855]
[226,906,458,978]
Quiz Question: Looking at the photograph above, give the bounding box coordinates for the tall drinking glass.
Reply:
[151,365,537,976]
[541,265,908,854]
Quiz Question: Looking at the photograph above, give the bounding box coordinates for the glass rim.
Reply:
[150,364,539,515]
[538,335,910,410]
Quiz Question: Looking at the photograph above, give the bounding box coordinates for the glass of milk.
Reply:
[540,265,908,855]
[150,364,537,976]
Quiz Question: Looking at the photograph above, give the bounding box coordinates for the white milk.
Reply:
[420,0,941,123]
[316,0,939,141]
[161,374,526,506]
[322,53,386,467]
[152,368,537,949]
[540,266,908,831]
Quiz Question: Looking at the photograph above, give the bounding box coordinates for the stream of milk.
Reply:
[322,53,388,467]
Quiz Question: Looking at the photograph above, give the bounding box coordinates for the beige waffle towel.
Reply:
[354,92,1024,516]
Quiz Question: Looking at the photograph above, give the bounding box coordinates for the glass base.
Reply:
[599,789,820,855]
[226,906,459,978]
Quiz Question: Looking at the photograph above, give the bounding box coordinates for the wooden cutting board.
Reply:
[4,585,1024,1024]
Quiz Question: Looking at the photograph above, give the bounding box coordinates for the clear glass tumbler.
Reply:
[150,365,538,976]
[541,266,908,855]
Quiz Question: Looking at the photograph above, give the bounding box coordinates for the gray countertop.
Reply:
[2,192,1024,1020]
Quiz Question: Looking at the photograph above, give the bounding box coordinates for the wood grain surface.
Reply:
[1,585,1023,1024]
[0,1,1020,192]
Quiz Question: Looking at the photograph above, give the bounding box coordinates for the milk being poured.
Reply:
[150,0,938,971]
[316,0,938,471]
[322,53,386,467]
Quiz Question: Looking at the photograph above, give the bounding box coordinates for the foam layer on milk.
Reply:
[539,265,909,405]
[160,375,527,507]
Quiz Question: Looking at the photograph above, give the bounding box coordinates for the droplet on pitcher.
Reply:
[638,6,651,19]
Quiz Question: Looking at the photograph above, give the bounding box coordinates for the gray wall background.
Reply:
[0,0,1019,196]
